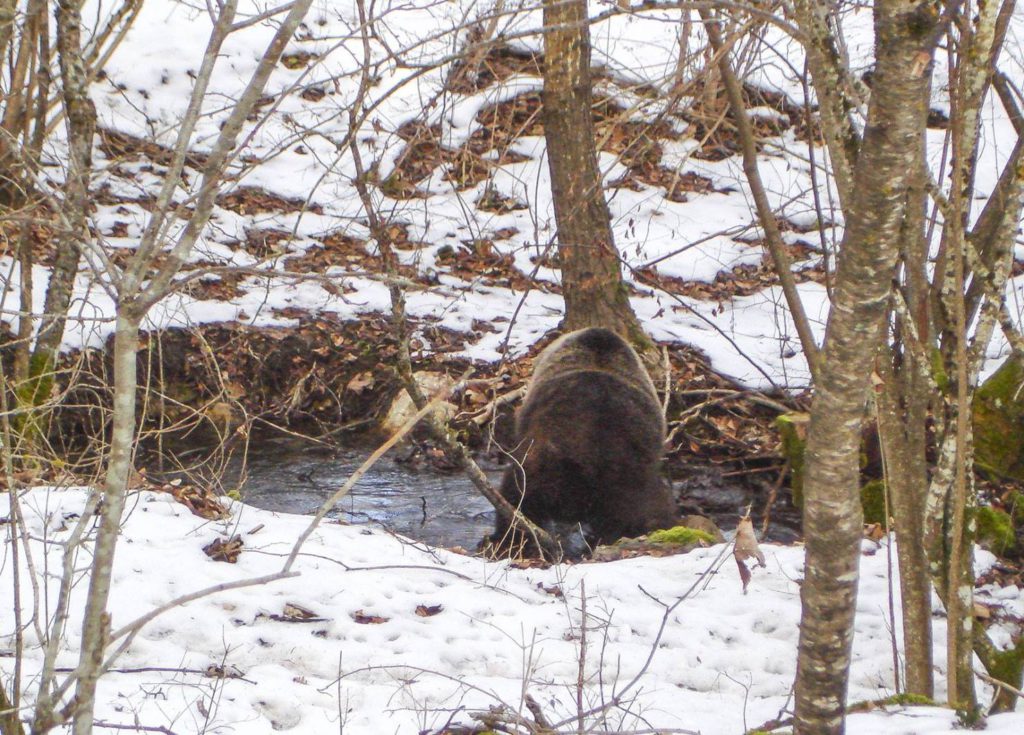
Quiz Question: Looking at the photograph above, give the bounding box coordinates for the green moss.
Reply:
[860,480,887,525]
[986,639,1024,713]
[974,506,1017,555]
[848,693,937,712]
[879,693,937,707]
[955,705,985,729]
[775,412,809,508]
[931,346,950,394]
[647,526,715,546]
[973,356,1024,480]
[1007,490,1024,524]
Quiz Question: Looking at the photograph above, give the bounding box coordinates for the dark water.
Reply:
[229,437,500,549]
[210,436,800,549]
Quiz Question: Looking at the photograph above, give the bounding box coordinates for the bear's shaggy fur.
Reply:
[495,328,677,554]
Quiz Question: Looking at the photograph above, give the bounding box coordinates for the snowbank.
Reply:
[2,487,1022,733]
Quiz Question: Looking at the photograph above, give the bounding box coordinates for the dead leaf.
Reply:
[162,482,229,520]
[415,604,443,617]
[205,664,246,679]
[736,556,753,592]
[351,610,389,625]
[270,602,327,623]
[863,523,886,542]
[203,535,243,563]
[733,516,766,593]
[346,371,375,394]
[734,517,765,567]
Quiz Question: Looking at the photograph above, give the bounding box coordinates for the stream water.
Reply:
[212,436,801,549]
[227,436,500,549]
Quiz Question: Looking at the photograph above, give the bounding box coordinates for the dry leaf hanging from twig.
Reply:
[734,516,766,593]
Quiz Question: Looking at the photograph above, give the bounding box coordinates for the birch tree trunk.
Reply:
[924,1,1016,710]
[542,0,645,344]
[794,4,940,732]
[69,314,139,735]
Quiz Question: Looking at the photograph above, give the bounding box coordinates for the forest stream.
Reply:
[187,435,804,550]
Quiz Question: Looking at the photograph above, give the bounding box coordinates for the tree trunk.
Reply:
[793,4,939,733]
[541,0,643,343]
[0,678,26,735]
[878,358,934,698]
[20,0,94,422]
[69,314,139,735]
[875,68,935,700]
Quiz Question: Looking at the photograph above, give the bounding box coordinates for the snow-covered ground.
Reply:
[2,487,1023,734]
[2,2,1024,732]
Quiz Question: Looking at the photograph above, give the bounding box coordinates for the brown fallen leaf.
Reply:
[203,535,243,563]
[415,604,443,617]
[346,371,375,394]
[736,556,752,591]
[205,663,246,679]
[270,602,327,623]
[351,610,389,625]
[536,582,563,598]
[160,482,230,520]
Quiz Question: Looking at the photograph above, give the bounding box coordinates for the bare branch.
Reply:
[700,8,821,382]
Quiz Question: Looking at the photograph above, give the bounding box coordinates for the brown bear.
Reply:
[495,327,677,556]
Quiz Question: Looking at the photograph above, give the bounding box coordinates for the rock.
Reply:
[974,355,1024,480]
[677,514,726,543]
[380,372,457,435]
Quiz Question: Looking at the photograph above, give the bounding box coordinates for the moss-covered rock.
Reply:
[860,479,887,526]
[591,523,719,560]
[776,413,890,524]
[677,514,726,543]
[986,638,1024,713]
[647,525,716,546]
[974,505,1017,555]
[974,355,1024,480]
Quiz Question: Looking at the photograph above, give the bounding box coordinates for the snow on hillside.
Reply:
[1,4,1022,384]
[3,2,1019,385]
[2,487,1023,734]
[0,0,835,387]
